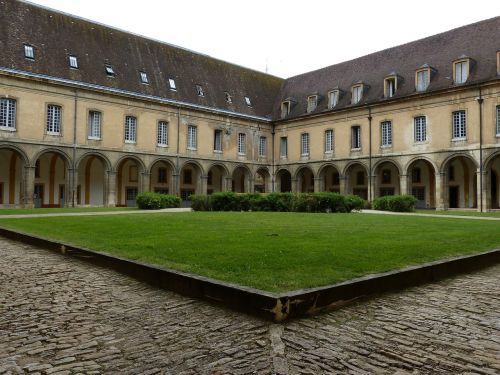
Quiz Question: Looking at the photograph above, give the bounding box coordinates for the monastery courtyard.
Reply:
[1,237,499,375]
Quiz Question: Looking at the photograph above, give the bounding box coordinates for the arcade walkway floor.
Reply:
[0,238,499,374]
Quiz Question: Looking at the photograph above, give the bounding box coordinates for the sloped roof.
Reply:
[0,0,283,120]
[274,16,500,120]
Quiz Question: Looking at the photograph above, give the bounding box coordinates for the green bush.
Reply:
[372,195,417,212]
[136,192,181,210]
[189,192,366,213]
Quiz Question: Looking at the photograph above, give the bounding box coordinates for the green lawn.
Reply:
[0,207,137,215]
[415,209,500,217]
[0,212,499,292]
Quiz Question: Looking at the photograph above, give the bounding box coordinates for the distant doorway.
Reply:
[449,186,459,208]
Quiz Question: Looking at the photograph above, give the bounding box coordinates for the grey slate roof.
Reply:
[0,0,283,120]
[273,16,500,120]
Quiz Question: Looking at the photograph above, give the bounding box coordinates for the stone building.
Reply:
[0,0,499,210]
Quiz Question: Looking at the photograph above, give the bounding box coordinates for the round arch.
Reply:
[440,153,479,174]
[0,143,29,166]
[115,154,147,173]
[342,161,368,177]
[275,168,292,193]
[0,144,29,207]
[344,162,369,200]
[206,163,230,194]
[372,158,403,176]
[318,163,341,193]
[440,153,478,209]
[32,147,72,167]
[179,159,205,176]
[231,164,252,193]
[75,151,112,171]
[406,158,437,209]
[254,167,272,193]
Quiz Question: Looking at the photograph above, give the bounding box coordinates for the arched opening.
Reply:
[180,162,202,205]
[407,159,436,209]
[254,168,271,193]
[276,169,292,193]
[486,154,500,209]
[443,156,477,209]
[34,151,69,208]
[345,163,368,200]
[374,161,400,197]
[150,159,174,195]
[296,167,314,193]
[207,164,227,194]
[0,148,26,207]
[77,155,107,206]
[117,158,141,207]
[232,166,250,193]
[319,165,340,193]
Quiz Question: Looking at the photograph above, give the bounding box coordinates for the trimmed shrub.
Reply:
[344,195,365,212]
[372,195,417,212]
[136,192,181,209]
[190,195,210,211]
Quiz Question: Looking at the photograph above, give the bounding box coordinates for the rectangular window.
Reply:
[237,133,246,155]
[414,116,427,142]
[328,90,339,109]
[24,44,34,59]
[187,125,197,149]
[352,85,363,104]
[124,116,137,143]
[325,129,333,153]
[452,111,466,139]
[385,77,396,98]
[0,98,16,129]
[454,61,468,84]
[158,167,167,183]
[214,129,222,152]
[416,69,429,92]
[88,111,101,139]
[105,64,115,76]
[496,106,500,136]
[140,71,149,84]
[381,121,392,146]
[281,102,290,118]
[168,78,176,90]
[245,96,252,106]
[307,96,317,113]
[196,85,204,96]
[225,92,232,103]
[259,136,267,157]
[157,121,168,146]
[69,55,78,69]
[351,126,361,149]
[301,133,310,156]
[46,105,62,134]
[280,137,288,158]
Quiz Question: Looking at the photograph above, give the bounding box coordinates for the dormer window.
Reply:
[497,51,500,76]
[453,58,469,84]
[105,64,115,76]
[244,96,252,106]
[280,101,291,118]
[384,75,398,98]
[140,71,149,84]
[196,85,204,97]
[307,95,318,113]
[224,92,232,103]
[68,55,78,69]
[168,78,176,90]
[351,84,363,105]
[328,90,340,109]
[24,44,34,59]
[415,67,430,92]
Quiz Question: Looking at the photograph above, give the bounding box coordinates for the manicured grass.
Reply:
[415,209,500,217]
[0,212,499,292]
[0,207,137,215]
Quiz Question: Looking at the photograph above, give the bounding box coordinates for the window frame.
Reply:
[157,120,168,147]
[497,51,500,76]
[415,68,430,92]
[187,125,197,150]
[452,110,467,140]
[380,120,393,147]
[195,85,205,97]
[237,132,247,155]
[88,110,102,140]
[351,84,363,105]
[496,105,500,137]
[224,92,232,103]
[351,125,361,150]
[280,137,288,158]
[213,129,223,152]
[46,104,62,135]
[68,55,78,69]
[328,90,339,109]
[139,71,149,84]
[281,101,291,118]
[259,136,267,158]
[244,96,252,107]
[324,129,333,153]
[306,95,318,113]
[0,98,17,130]
[24,44,34,59]
[453,59,469,85]
[300,132,310,156]
[414,116,427,143]
[168,78,177,91]
[105,64,115,77]
[384,76,397,98]
[124,116,137,144]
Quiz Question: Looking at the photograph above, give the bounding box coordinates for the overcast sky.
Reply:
[27,0,498,78]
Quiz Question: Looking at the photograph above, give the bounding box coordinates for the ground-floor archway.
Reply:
[77,154,107,206]
[0,148,26,206]
[33,151,69,208]
[150,159,174,195]
[207,164,228,194]
[486,153,500,209]
[276,169,292,193]
[232,166,251,193]
[319,164,340,193]
[254,168,271,193]
[296,166,314,193]
[407,159,436,209]
[442,155,477,209]
[345,163,368,200]
[374,160,400,198]
[180,162,202,204]
[117,157,142,207]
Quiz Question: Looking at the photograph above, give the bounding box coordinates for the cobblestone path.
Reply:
[0,238,499,374]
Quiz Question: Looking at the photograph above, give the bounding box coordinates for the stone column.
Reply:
[477,170,488,212]
[67,167,76,207]
[248,177,254,193]
[24,166,35,208]
[140,172,151,193]
[339,175,346,195]
[201,175,208,195]
[399,174,408,195]
[106,171,117,207]
[223,176,232,192]
[291,178,298,193]
[314,177,321,193]
[435,172,446,210]
[369,174,377,202]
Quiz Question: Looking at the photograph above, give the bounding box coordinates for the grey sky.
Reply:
[26,0,498,78]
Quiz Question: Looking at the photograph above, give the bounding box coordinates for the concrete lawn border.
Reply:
[0,226,498,322]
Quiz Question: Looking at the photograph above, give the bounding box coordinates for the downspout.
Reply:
[176,106,181,196]
[477,88,484,212]
[368,107,373,202]
[72,89,78,207]
[271,123,275,192]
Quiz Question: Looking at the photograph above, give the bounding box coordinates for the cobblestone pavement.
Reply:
[0,238,499,375]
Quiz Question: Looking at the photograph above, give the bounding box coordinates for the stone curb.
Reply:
[0,226,498,322]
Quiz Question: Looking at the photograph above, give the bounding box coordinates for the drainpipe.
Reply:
[271,123,275,192]
[477,88,484,212]
[72,89,78,207]
[368,107,373,202]
[176,106,181,196]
